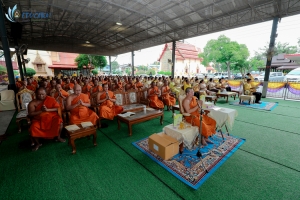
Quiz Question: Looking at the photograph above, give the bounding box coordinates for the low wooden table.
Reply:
[66,125,97,154]
[205,95,217,105]
[117,109,164,136]
[216,92,237,103]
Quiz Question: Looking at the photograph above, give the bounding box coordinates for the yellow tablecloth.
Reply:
[163,123,198,150]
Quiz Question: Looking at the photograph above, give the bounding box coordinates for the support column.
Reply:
[131,51,134,76]
[172,41,176,78]
[0,5,16,90]
[21,54,27,77]
[16,54,24,81]
[14,41,24,81]
[109,56,112,74]
[262,17,279,98]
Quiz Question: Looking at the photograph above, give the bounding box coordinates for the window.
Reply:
[37,64,43,72]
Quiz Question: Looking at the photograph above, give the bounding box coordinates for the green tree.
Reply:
[158,71,171,76]
[91,69,98,75]
[25,68,36,76]
[125,68,131,75]
[233,57,264,76]
[255,41,297,59]
[199,35,250,79]
[137,65,148,72]
[75,54,107,70]
[0,65,7,75]
[14,70,19,75]
[111,61,119,72]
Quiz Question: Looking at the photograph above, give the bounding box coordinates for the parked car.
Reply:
[204,73,215,79]
[255,72,285,81]
[194,73,204,79]
[283,67,300,82]
[139,74,148,78]
[213,72,227,79]
[233,73,243,80]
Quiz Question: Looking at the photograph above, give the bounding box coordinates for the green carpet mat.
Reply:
[0,97,299,199]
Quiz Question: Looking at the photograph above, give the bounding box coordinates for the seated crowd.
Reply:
[15,73,258,151]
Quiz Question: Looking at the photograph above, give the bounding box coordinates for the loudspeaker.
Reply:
[11,22,23,39]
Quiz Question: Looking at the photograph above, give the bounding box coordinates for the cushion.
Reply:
[115,93,124,105]
[122,104,144,112]
[128,92,137,104]
[16,110,28,119]
[178,95,186,114]
[21,93,33,109]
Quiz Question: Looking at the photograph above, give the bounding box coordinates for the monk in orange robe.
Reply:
[51,84,69,110]
[161,80,176,110]
[97,84,123,120]
[26,78,37,91]
[125,78,137,91]
[183,87,216,146]
[135,78,144,90]
[63,78,74,91]
[148,82,164,109]
[112,79,122,91]
[47,80,57,95]
[90,80,103,107]
[82,79,92,98]
[66,84,99,125]
[28,87,65,151]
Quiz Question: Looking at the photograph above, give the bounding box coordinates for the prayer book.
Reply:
[81,121,94,128]
[65,124,80,131]
[118,112,136,117]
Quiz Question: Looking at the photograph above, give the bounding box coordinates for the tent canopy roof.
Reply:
[3,0,300,56]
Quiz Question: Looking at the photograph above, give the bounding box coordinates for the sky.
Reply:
[113,14,300,66]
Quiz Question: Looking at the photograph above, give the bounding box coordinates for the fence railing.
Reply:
[227,80,300,101]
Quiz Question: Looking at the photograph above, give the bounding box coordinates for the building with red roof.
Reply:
[158,41,212,76]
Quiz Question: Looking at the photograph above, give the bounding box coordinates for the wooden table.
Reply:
[216,92,237,103]
[66,125,97,154]
[117,109,164,136]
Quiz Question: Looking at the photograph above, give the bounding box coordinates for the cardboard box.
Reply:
[148,133,179,160]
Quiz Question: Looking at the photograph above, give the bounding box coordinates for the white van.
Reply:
[255,72,284,81]
[284,68,300,82]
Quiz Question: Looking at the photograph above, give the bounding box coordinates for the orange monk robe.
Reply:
[116,82,123,91]
[135,82,143,90]
[61,81,65,88]
[148,86,164,109]
[69,93,99,125]
[53,89,69,110]
[184,96,216,138]
[102,80,108,85]
[16,81,23,89]
[161,86,176,106]
[29,96,63,139]
[91,86,103,94]
[26,85,36,92]
[64,83,74,91]
[32,80,38,87]
[82,85,92,97]
[98,91,123,120]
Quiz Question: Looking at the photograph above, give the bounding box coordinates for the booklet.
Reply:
[65,124,80,131]
[118,112,136,117]
[81,121,94,128]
